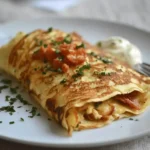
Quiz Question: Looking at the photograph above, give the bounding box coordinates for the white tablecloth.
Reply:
[0,0,150,149]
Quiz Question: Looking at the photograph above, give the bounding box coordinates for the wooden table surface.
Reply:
[0,0,150,149]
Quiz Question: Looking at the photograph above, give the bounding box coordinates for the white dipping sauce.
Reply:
[98,37,142,67]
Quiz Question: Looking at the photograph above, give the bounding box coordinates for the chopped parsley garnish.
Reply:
[20,118,24,122]
[37,113,41,116]
[10,87,18,94]
[57,68,63,73]
[63,34,72,44]
[0,85,9,93]
[42,71,46,75]
[60,78,67,84]
[72,64,91,80]
[5,95,10,101]
[43,44,47,48]
[88,52,113,64]
[55,49,60,54]
[17,106,22,108]
[47,27,53,32]
[88,52,97,57]
[9,98,17,105]
[16,94,31,105]
[97,42,102,47]
[94,71,111,76]
[28,107,37,118]
[0,121,2,124]
[76,43,85,49]
[99,57,112,64]
[9,121,15,124]
[33,49,40,54]
[0,106,15,114]
[1,79,12,84]
[129,118,139,121]
[39,41,43,46]
[58,55,64,61]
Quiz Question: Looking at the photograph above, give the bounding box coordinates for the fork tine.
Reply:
[135,68,149,76]
[141,63,150,72]
[134,63,150,76]
[143,63,150,67]
[140,67,150,76]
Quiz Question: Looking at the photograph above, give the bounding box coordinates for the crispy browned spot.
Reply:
[46,98,56,112]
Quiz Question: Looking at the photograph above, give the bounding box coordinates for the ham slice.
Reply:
[116,92,140,110]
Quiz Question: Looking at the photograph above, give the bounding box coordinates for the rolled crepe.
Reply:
[0,29,150,135]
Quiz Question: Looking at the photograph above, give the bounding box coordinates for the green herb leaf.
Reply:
[88,52,97,57]
[17,106,22,108]
[55,49,60,54]
[10,87,18,94]
[97,42,102,47]
[20,118,24,122]
[57,68,62,73]
[5,95,10,101]
[63,34,72,44]
[16,94,31,105]
[42,71,46,75]
[9,98,17,105]
[37,113,41,116]
[0,121,2,123]
[43,44,47,48]
[1,79,12,84]
[76,43,85,49]
[33,49,40,54]
[60,78,67,84]
[0,106,15,114]
[129,118,134,121]
[28,107,37,118]
[98,57,112,64]
[72,64,91,80]
[9,121,15,124]
[88,52,113,64]
[94,71,112,77]
[47,27,53,32]
[0,85,9,93]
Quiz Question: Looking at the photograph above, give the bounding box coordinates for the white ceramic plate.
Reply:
[0,17,150,148]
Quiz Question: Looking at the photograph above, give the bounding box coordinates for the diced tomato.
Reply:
[32,47,45,60]
[66,49,86,65]
[32,39,87,73]
[60,43,70,55]
[45,45,57,63]
[62,63,69,73]
[52,58,63,69]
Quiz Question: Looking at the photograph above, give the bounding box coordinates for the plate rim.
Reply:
[0,16,150,148]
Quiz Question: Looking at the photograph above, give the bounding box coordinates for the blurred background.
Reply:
[0,0,150,32]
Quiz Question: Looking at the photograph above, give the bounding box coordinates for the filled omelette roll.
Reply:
[0,28,150,135]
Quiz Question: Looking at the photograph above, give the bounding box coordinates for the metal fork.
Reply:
[134,63,150,76]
